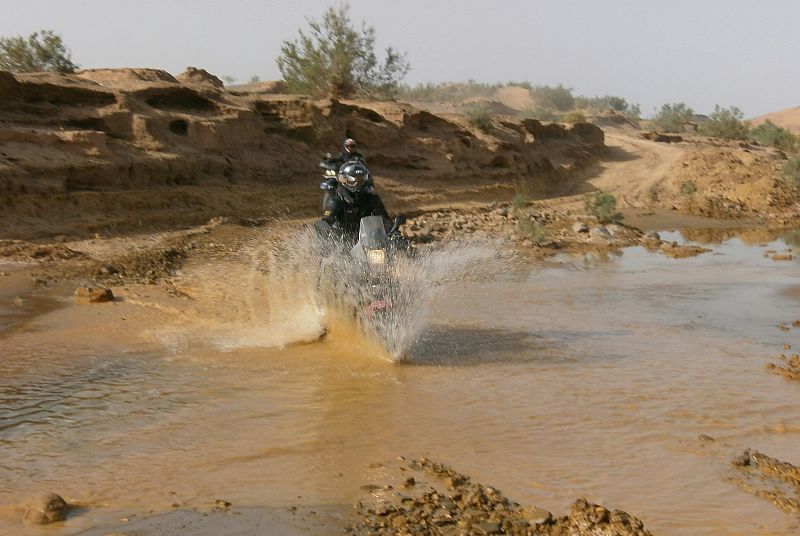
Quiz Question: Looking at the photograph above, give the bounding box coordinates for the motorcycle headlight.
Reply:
[366,248,386,266]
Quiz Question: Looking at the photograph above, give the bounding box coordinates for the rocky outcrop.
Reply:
[0,68,605,240]
[348,457,652,536]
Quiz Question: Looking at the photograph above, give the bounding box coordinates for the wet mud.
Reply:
[730,450,800,514]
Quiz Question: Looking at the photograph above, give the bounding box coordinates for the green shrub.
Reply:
[652,102,694,132]
[585,191,623,223]
[562,110,587,124]
[512,193,527,211]
[532,84,575,111]
[276,3,409,99]
[781,154,800,187]
[518,218,548,244]
[398,80,496,102]
[699,105,749,140]
[0,30,77,73]
[463,103,492,131]
[750,120,800,153]
[575,95,627,112]
[523,106,559,121]
[680,180,698,196]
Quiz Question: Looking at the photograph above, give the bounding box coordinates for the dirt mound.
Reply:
[751,106,800,134]
[464,97,522,116]
[493,85,536,112]
[655,141,796,218]
[176,66,224,89]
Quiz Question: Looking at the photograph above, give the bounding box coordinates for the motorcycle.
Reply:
[314,214,410,358]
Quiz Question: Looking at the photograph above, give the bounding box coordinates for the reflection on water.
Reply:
[1,231,799,535]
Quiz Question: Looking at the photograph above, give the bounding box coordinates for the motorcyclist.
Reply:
[333,138,365,167]
[320,160,391,240]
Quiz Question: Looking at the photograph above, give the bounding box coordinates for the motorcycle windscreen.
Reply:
[356,215,389,250]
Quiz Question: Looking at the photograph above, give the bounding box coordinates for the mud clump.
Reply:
[766,353,800,380]
[73,286,114,303]
[347,457,652,535]
[729,449,800,513]
[98,245,188,284]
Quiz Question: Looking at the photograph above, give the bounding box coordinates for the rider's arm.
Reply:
[321,191,342,225]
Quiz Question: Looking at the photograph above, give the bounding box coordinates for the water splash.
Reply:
[282,226,501,362]
[150,223,503,361]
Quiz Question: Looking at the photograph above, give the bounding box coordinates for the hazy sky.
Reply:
[3,0,798,118]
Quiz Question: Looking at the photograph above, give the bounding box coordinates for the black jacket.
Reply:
[321,184,389,238]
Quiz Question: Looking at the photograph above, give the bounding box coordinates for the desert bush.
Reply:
[575,95,628,112]
[562,110,587,124]
[506,80,533,90]
[532,84,575,111]
[624,103,642,124]
[781,154,800,187]
[523,106,559,121]
[398,80,496,102]
[511,193,527,211]
[276,2,409,99]
[463,103,492,131]
[750,120,800,153]
[0,30,77,73]
[699,105,749,140]
[518,218,548,244]
[652,102,694,132]
[680,180,697,196]
[585,191,623,223]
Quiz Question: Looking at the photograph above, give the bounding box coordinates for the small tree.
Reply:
[652,102,694,132]
[0,30,77,73]
[699,105,749,140]
[277,2,410,99]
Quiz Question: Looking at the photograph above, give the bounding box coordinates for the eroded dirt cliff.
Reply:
[0,68,605,240]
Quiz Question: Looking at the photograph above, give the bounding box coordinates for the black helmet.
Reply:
[338,161,369,192]
[344,137,357,153]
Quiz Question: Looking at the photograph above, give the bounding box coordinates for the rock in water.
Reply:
[74,286,114,303]
[23,492,70,525]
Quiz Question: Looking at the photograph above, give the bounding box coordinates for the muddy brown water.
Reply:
[1,231,799,535]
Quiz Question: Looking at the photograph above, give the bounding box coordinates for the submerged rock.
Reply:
[23,492,70,525]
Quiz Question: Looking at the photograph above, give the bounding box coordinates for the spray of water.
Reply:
[151,222,503,362]
[258,225,500,362]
